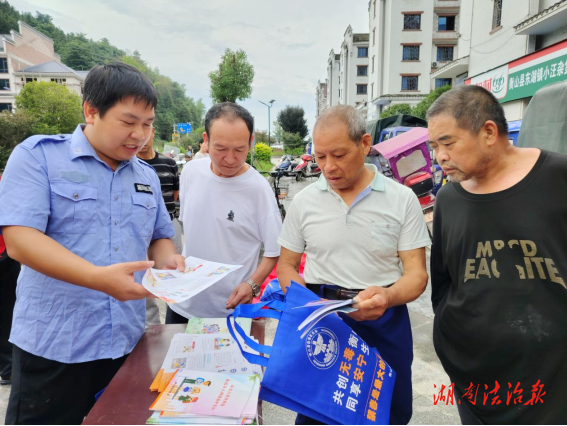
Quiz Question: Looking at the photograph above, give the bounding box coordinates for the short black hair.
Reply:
[198,137,204,145]
[205,102,254,143]
[427,85,508,136]
[83,62,158,118]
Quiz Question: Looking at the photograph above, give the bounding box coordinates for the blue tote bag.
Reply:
[228,282,396,425]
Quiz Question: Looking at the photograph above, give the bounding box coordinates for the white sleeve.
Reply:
[277,198,306,254]
[259,209,282,257]
[397,192,431,251]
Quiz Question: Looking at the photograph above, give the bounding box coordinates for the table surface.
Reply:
[83,321,266,425]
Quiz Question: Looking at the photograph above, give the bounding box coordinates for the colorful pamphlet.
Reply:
[296,299,358,338]
[142,256,242,303]
[186,317,252,336]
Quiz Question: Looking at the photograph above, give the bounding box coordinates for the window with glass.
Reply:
[402,76,419,91]
[357,65,368,76]
[0,103,12,112]
[438,16,456,31]
[404,14,421,30]
[0,79,10,90]
[0,58,7,74]
[403,45,420,61]
[493,0,503,29]
[357,84,368,95]
[357,47,369,58]
[437,46,454,62]
[435,78,452,89]
[372,56,375,73]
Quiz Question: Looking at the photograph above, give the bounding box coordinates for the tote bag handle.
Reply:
[227,300,287,367]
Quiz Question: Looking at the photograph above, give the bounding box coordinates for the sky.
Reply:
[12,0,370,135]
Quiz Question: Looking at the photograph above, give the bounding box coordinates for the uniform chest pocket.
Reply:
[371,222,401,257]
[50,182,98,234]
[129,192,157,237]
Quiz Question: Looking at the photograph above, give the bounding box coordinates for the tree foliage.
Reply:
[277,106,309,139]
[209,49,254,104]
[412,85,452,119]
[254,130,269,144]
[16,82,83,134]
[379,103,413,119]
[282,131,305,154]
[0,111,36,170]
[1,1,206,145]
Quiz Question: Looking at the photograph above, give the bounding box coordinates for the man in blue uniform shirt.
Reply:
[0,62,184,424]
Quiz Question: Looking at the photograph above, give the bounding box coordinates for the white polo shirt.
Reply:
[278,164,431,289]
[173,158,282,318]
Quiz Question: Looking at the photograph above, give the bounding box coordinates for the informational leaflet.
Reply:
[142,257,242,304]
[185,317,252,336]
[150,371,257,417]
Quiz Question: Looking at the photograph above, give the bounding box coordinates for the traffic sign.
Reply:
[177,123,192,134]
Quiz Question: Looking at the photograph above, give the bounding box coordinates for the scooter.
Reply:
[278,154,300,177]
[293,154,321,181]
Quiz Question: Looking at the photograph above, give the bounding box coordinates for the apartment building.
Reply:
[367,0,462,120]
[315,80,328,118]
[339,25,369,115]
[0,20,86,112]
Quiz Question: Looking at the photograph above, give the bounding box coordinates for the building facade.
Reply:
[326,49,341,109]
[458,0,567,121]
[315,80,328,118]
[0,20,86,112]
[340,25,369,114]
[367,0,463,120]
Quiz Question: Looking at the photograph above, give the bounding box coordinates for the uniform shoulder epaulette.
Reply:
[21,133,70,149]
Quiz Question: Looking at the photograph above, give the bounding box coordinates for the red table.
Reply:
[83,321,266,425]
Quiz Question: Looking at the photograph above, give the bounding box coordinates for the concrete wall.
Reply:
[326,51,340,107]
[468,0,532,77]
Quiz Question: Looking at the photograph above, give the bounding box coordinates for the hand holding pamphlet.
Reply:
[142,256,242,303]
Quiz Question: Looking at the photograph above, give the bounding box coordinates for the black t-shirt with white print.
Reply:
[431,150,567,424]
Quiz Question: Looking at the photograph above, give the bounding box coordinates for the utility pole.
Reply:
[259,100,275,146]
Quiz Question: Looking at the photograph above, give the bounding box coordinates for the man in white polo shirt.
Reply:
[277,105,430,425]
[169,102,282,322]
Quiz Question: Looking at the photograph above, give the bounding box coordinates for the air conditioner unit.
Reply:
[432,62,438,68]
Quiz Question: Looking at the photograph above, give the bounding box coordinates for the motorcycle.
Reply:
[368,127,436,235]
[277,154,300,177]
[293,154,321,181]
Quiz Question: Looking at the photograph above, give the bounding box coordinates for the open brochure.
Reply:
[142,257,242,304]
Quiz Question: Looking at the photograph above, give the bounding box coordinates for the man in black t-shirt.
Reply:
[428,85,566,424]
[138,127,180,219]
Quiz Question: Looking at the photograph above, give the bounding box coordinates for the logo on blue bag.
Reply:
[305,327,339,369]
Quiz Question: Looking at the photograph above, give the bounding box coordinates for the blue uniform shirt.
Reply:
[0,125,174,363]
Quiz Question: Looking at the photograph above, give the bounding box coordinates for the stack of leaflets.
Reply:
[148,319,261,424]
[148,370,260,425]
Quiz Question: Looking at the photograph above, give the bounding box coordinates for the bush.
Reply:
[412,85,452,119]
[380,103,413,119]
[282,131,304,152]
[0,111,36,171]
[254,143,272,162]
[284,147,305,156]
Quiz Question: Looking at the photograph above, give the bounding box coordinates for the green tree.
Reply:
[16,82,83,135]
[412,85,452,119]
[272,120,284,143]
[0,1,20,34]
[282,131,305,154]
[379,103,413,119]
[254,130,269,144]
[277,106,308,139]
[208,48,254,103]
[60,37,96,70]
[0,111,36,170]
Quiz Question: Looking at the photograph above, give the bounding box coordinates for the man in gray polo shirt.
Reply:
[277,105,430,425]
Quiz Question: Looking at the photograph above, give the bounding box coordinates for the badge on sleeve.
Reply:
[134,183,153,194]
